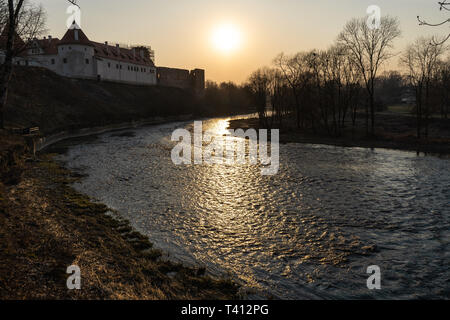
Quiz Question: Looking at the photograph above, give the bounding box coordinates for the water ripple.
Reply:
[59,118,450,299]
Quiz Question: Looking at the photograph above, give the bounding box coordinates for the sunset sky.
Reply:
[42,0,448,83]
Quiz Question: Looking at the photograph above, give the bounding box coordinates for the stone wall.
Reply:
[157,67,205,95]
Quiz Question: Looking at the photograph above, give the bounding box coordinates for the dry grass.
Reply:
[0,139,239,300]
[4,66,205,135]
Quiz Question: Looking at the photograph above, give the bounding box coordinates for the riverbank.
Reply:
[228,114,450,155]
[0,133,239,299]
[5,66,209,136]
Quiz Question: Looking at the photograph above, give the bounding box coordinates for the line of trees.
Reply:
[246,15,449,140]
[202,80,254,116]
[402,38,449,138]
[0,1,447,141]
[247,16,401,137]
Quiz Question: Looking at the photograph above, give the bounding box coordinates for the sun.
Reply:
[212,23,242,53]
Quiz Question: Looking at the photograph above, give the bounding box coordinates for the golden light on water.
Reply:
[211,23,242,54]
[211,119,232,136]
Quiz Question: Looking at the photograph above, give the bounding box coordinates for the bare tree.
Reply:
[435,58,450,118]
[248,68,272,127]
[313,46,352,135]
[401,37,445,139]
[417,0,450,45]
[339,48,362,134]
[304,46,361,136]
[264,67,286,128]
[274,52,312,129]
[0,0,46,129]
[338,16,401,136]
[0,1,8,26]
[307,49,333,133]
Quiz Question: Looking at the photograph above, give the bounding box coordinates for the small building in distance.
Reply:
[401,88,416,105]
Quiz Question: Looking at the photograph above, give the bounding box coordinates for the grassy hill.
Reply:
[5,66,208,135]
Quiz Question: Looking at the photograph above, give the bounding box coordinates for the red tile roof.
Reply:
[59,28,93,47]
[0,26,26,54]
[22,26,155,67]
[56,26,154,67]
[31,38,60,55]
[91,42,155,67]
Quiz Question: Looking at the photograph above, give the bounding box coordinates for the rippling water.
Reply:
[58,118,450,299]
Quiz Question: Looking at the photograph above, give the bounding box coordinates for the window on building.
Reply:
[51,59,55,65]
[63,58,68,64]
[108,62,111,68]
[116,64,119,69]
[85,59,90,64]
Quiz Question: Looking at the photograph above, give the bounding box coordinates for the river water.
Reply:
[58,117,450,299]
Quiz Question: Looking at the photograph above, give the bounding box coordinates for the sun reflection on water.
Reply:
[61,117,450,299]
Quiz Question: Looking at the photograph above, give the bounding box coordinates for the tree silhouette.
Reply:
[67,0,80,9]
[338,16,401,136]
[417,0,450,45]
[0,0,46,129]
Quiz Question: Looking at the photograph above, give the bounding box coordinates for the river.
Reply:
[57,117,450,299]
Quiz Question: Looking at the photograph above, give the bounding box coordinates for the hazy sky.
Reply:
[41,0,448,83]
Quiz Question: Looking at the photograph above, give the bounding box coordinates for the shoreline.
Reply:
[227,117,450,157]
[34,114,193,153]
[2,114,448,299]
[0,131,240,299]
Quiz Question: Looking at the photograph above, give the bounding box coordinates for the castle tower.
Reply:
[56,22,95,79]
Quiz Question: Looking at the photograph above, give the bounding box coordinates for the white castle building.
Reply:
[0,23,205,93]
[24,23,157,86]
